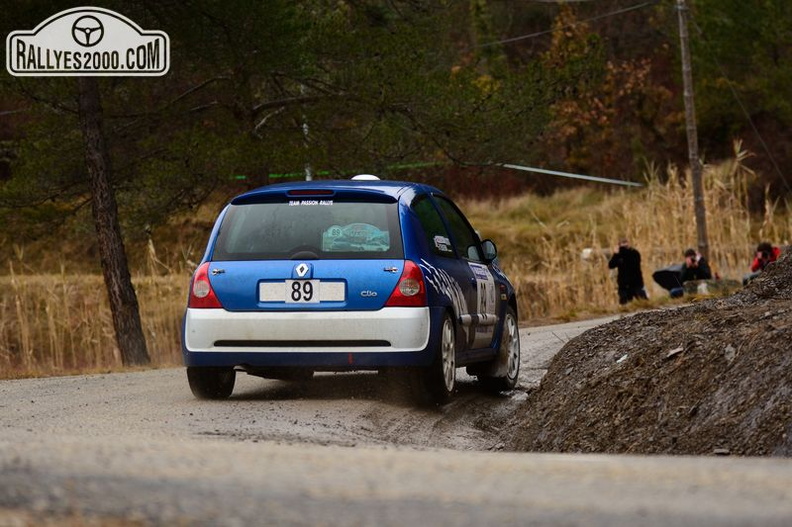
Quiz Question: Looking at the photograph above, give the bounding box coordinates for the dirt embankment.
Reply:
[508,249,792,457]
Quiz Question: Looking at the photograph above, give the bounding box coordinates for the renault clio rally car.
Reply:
[182,175,520,404]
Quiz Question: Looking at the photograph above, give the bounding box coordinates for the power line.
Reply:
[478,0,660,48]
[498,163,643,187]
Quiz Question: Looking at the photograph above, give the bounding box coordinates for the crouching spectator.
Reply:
[743,242,781,285]
[670,248,712,298]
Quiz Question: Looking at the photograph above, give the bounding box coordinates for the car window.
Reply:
[212,201,403,260]
[434,196,483,263]
[412,195,455,258]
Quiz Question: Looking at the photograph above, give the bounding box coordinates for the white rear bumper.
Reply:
[184,307,430,353]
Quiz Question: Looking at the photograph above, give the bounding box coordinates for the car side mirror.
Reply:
[481,239,498,262]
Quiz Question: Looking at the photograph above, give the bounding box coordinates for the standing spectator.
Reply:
[743,242,781,285]
[608,238,648,304]
[670,248,712,297]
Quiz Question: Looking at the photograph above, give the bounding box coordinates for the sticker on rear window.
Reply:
[289,200,334,206]
[433,235,451,253]
[322,223,390,252]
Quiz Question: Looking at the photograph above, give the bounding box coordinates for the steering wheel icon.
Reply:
[72,16,104,47]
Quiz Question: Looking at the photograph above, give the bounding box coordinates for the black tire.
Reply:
[478,306,521,392]
[187,367,236,400]
[421,312,457,405]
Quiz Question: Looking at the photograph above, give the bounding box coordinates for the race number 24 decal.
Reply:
[469,263,496,323]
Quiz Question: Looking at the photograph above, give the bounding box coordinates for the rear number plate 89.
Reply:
[287,279,317,303]
[259,280,345,303]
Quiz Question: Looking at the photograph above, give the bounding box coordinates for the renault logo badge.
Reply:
[295,263,309,278]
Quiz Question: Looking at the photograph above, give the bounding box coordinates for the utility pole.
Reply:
[301,84,313,181]
[676,0,709,259]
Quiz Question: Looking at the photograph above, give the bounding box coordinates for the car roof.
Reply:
[230,178,444,205]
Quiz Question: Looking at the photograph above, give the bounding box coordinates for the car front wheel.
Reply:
[478,306,520,392]
[187,367,236,400]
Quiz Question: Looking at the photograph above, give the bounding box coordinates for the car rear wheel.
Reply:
[478,306,520,392]
[421,312,456,405]
[187,367,236,399]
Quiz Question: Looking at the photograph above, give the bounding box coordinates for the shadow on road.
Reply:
[230,370,506,409]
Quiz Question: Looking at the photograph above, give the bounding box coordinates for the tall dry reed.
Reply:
[0,264,186,378]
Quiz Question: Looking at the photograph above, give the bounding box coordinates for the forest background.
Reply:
[1,0,791,375]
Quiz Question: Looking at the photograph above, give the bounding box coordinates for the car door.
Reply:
[411,195,476,350]
[432,196,498,350]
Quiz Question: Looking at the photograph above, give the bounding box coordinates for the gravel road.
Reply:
[1,316,791,526]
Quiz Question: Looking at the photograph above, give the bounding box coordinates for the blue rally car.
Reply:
[182,175,520,404]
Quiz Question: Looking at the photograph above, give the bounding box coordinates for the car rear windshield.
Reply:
[212,200,404,260]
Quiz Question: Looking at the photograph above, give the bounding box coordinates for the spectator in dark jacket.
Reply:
[608,238,647,304]
[680,248,712,282]
[670,248,712,297]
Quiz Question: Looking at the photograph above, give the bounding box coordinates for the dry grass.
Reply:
[0,145,788,377]
[0,267,186,378]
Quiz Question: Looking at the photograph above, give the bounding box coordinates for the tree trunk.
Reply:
[78,77,150,366]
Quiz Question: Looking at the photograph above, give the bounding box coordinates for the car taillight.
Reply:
[385,260,427,307]
[188,262,223,308]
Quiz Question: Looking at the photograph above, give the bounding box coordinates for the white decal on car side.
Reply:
[420,259,469,340]
[433,235,451,253]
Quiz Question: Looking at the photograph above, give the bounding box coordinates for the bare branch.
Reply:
[253,107,286,138]
[171,76,231,106]
[108,76,231,119]
[251,94,335,116]
[188,101,221,113]
[13,78,78,115]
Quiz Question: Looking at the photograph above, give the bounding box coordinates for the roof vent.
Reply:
[351,174,380,181]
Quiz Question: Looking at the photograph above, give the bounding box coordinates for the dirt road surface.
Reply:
[1,317,791,526]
